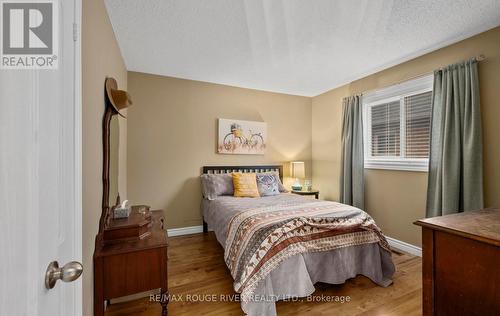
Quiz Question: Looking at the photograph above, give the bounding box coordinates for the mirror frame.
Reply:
[99,77,132,233]
[99,77,131,232]
[99,101,118,231]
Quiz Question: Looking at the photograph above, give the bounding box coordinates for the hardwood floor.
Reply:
[105,232,422,316]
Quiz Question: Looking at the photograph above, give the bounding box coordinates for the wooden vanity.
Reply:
[94,207,168,316]
[93,78,168,315]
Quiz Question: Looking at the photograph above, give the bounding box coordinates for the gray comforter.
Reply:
[202,193,395,315]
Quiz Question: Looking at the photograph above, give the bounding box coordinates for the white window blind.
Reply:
[363,75,433,172]
[371,100,400,157]
[405,91,432,158]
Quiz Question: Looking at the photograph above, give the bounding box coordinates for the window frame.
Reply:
[362,75,433,172]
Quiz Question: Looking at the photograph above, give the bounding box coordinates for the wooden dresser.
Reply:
[415,209,500,316]
[94,208,169,316]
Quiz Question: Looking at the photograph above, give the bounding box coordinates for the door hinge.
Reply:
[73,23,78,42]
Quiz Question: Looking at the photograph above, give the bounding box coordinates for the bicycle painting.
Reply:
[218,119,267,154]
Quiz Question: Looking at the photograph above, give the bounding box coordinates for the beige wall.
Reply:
[312,26,500,247]
[127,72,312,228]
[82,0,128,315]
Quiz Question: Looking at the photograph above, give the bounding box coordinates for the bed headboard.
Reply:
[202,165,283,181]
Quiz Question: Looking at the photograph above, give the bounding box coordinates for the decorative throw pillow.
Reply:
[256,173,280,196]
[232,173,260,198]
[260,171,288,193]
[200,173,234,200]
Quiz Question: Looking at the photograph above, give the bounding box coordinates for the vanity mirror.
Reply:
[94,78,168,316]
[108,113,120,207]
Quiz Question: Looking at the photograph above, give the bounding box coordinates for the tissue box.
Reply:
[114,206,131,219]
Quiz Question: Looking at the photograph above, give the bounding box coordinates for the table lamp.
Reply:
[290,161,305,191]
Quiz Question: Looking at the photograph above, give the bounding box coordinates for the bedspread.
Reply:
[223,200,391,301]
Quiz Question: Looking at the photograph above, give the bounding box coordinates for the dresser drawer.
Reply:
[102,247,168,299]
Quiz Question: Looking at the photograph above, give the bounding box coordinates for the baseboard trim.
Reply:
[386,236,422,257]
[167,225,204,237]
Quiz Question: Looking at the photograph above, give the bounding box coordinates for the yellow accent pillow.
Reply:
[232,173,260,198]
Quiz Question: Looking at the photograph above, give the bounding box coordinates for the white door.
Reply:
[0,0,82,315]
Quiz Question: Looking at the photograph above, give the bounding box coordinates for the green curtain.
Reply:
[426,59,483,217]
[340,95,364,209]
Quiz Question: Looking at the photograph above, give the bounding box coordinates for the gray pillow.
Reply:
[200,173,234,200]
[256,173,280,196]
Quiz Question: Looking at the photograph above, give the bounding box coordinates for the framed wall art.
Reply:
[217,118,267,155]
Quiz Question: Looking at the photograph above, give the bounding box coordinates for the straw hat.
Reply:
[105,77,132,117]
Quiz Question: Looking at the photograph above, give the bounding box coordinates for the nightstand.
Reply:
[291,190,319,199]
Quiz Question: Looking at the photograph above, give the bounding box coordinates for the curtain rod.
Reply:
[356,54,486,97]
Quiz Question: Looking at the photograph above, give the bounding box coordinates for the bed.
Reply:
[201,165,395,316]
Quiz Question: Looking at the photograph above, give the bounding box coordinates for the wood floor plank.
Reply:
[105,232,422,315]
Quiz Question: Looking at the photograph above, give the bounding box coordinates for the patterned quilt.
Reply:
[224,200,391,301]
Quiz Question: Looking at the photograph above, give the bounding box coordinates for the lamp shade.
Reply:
[290,161,305,179]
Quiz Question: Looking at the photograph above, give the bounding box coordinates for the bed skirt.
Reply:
[241,243,395,316]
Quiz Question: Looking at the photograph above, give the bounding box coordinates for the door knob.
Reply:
[45,261,83,289]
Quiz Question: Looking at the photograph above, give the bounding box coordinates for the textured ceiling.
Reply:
[105,0,500,96]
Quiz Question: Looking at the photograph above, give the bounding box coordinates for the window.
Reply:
[363,75,433,171]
